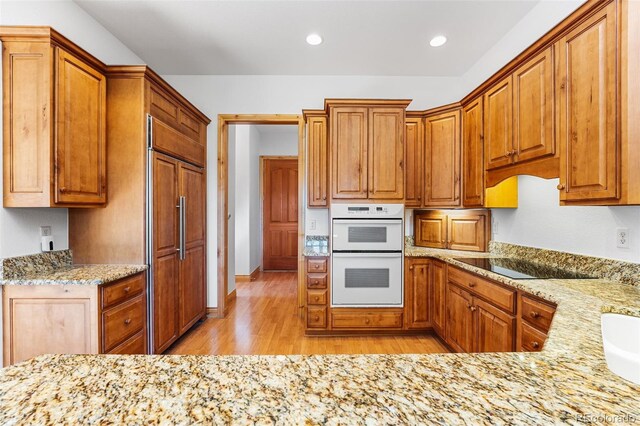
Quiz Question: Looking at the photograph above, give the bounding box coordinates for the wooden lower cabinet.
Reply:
[3,272,148,366]
[430,260,447,336]
[475,298,515,352]
[446,284,475,352]
[404,258,431,329]
[517,293,556,352]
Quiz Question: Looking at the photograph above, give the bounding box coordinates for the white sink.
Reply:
[601,313,640,385]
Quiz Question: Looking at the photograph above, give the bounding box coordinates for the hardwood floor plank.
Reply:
[167,272,450,355]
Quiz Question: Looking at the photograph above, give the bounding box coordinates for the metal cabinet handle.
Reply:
[177,196,186,260]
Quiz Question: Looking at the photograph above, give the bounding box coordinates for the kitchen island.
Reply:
[1,246,639,424]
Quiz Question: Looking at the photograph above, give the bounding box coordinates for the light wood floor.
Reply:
[167,272,450,355]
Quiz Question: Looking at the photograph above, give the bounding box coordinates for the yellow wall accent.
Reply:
[486,176,518,208]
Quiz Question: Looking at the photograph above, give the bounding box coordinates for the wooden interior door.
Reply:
[475,298,515,352]
[484,77,513,170]
[368,107,405,199]
[178,162,206,334]
[331,107,368,199]
[152,152,180,353]
[513,46,555,164]
[424,109,461,207]
[54,48,107,205]
[263,158,298,270]
[462,98,484,207]
[404,117,424,207]
[556,2,618,202]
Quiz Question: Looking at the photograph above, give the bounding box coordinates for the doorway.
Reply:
[262,157,298,271]
[217,115,305,317]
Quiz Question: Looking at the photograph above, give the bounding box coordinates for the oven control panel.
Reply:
[330,203,404,219]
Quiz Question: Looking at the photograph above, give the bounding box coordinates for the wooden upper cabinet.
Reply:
[484,77,513,170]
[424,108,461,207]
[331,107,368,199]
[404,117,424,207]
[414,209,490,252]
[54,48,107,205]
[368,108,405,200]
[462,98,484,207]
[306,113,328,207]
[556,2,619,203]
[1,28,107,207]
[328,100,409,201]
[513,47,555,164]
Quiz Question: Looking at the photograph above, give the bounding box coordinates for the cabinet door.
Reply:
[404,258,431,329]
[368,108,404,199]
[484,77,513,170]
[414,212,447,249]
[152,153,180,353]
[475,298,515,352]
[331,107,368,199]
[431,260,446,337]
[445,283,474,353]
[178,162,206,334]
[462,98,484,207]
[54,48,107,205]
[447,211,489,252]
[404,117,424,207]
[556,3,618,202]
[424,109,461,207]
[307,115,328,207]
[513,47,555,163]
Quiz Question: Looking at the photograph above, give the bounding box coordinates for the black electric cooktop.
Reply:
[453,257,595,280]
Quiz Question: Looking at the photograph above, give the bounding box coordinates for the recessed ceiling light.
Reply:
[429,35,447,47]
[306,33,323,46]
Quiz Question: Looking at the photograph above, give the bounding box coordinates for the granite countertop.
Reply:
[0,264,148,286]
[1,247,639,423]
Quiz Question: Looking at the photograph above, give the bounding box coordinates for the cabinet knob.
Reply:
[313,264,319,269]
[557,184,566,190]
[124,318,132,325]
[409,266,414,271]
[468,282,476,288]
[124,287,131,293]
[364,318,371,324]
[530,311,540,318]
[470,306,477,312]
[531,341,540,349]
[322,196,326,200]
[314,316,320,321]
[467,304,472,309]
[314,296,319,302]
[59,187,67,193]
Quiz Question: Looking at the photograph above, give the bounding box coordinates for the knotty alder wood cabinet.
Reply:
[1,27,107,207]
[414,209,491,252]
[3,272,147,366]
[424,107,461,207]
[303,110,329,207]
[328,99,409,200]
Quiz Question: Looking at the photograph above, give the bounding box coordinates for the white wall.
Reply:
[492,177,640,263]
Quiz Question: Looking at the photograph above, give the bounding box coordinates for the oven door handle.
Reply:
[332,252,403,258]
[332,219,402,226]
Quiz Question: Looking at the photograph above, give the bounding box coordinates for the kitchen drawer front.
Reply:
[101,273,145,310]
[521,295,555,332]
[331,311,403,329]
[307,258,328,273]
[520,321,548,352]
[106,330,147,355]
[307,289,327,305]
[307,307,327,328]
[448,266,515,313]
[306,273,327,289]
[102,295,145,352]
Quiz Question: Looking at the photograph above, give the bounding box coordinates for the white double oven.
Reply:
[330,203,404,307]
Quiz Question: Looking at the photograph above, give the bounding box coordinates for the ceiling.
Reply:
[75,0,539,76]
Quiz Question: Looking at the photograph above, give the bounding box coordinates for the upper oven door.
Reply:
[332,219,403,252]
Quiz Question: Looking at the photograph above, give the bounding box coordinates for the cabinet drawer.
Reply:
[306,273,327,289]
[448,266,515,313]
[521,295,555,332]
[101,273,145,310]
[102,295,145,352]
[307,289,327,305]
[520,321,548,352]
[331,311,403,329]
[106,330,147,355]
[307,258,327,273]
[307,307,327,328]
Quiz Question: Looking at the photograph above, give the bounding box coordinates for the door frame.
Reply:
[217,115,305,318]
[260,156,299,271]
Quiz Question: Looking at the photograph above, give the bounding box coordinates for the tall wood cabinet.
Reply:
[304,111,328,207]
[69,66,210,354]
[424,108,461,207]
[404,115,424,207]
[328,99,409,201]
[462,98,484,207]
[1,27,107,207]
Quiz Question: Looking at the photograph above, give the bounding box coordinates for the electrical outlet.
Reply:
[310,220,317,231]
[617,228,630,249]
[40,226,52,237]
[492,220,499,235]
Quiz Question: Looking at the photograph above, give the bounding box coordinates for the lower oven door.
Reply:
[331,252,403,307]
